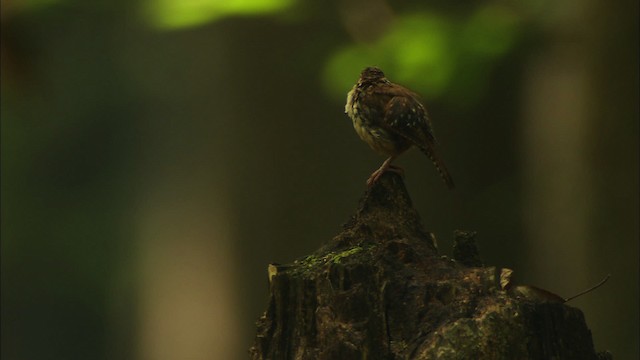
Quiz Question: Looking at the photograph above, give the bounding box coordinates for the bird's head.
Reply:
[359,67,386,82]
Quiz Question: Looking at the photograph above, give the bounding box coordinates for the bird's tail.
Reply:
[419,146,455,189]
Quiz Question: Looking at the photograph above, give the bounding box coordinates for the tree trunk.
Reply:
[250,173,609,359]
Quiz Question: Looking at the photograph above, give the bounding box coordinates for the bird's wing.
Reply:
[383,95,455,189]
[382,95,435,146]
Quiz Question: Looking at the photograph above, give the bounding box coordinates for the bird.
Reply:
[345,66,455,188]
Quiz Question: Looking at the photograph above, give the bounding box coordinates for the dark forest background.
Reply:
[2,0,638,359]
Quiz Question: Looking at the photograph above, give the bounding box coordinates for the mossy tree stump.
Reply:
[250,173,608,359]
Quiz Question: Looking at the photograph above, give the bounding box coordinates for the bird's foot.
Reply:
[366,165,404,187]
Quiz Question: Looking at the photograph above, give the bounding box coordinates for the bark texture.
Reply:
[250,173,609,360]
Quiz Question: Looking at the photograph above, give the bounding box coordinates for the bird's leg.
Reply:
[387,164,404,175]
[367,156,404,187]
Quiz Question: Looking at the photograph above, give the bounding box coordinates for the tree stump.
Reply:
[250,172,610,359]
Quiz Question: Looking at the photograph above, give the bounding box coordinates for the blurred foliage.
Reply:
[323,4,521,106]
[142,0,295,29]
[2,0,62,13]
[462,5,520,58]
[1,0,637,359]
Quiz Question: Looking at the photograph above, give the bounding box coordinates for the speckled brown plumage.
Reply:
[345,67,454,188]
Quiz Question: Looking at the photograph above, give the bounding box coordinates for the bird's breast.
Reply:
[351,112,407,156]
[346,86,410,156]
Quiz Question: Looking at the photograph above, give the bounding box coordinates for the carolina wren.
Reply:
[345,67,455,188]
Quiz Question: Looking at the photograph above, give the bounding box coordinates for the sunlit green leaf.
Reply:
[144,0,295,29]
[380,14,454,98]
[323,13,454,100]
[324,7,523,107]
